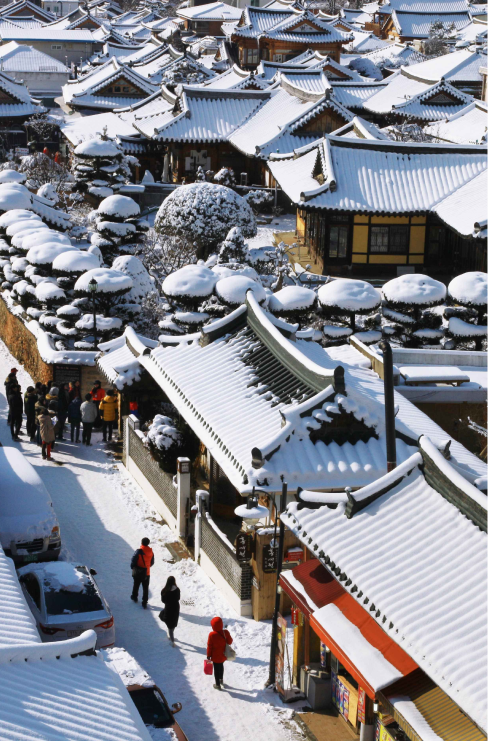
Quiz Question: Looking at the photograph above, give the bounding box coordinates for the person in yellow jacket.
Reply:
[99,389,118,442]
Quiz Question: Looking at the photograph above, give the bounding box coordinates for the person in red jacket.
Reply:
[130,537,154,609]
[207,617,233,690]
[91,380,105,428]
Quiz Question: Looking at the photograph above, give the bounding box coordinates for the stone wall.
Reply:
[0,298,53,384]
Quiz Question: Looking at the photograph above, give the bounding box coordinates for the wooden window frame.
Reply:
[369,224,409,255]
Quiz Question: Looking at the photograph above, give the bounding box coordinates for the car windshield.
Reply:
[43,567,104,615]
[130,688,173,728]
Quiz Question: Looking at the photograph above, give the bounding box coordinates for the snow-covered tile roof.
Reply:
[425,99,487,143]
[0,69,42,116]
[329,80,387,110]
[136,87,269,142]
[0,547,40,647]
[361,40,426,67]
[386,0,470,10]
[402,47,487,83]
[0,632,152,740]
[282,457,487,731]
[177,1,241,22]
[202,64,263,90]
[0,40,67,72]
[432,169,488,237]
[98,327,157,389]
[268,135,487,214]
[230,6,353,44]
[391,77,474,120]
[60,110,138,145]
[390,9,472,37]
[63,57,158,109]
[363,69,429,114]
[0,28,96,41]
[346,30,389,52]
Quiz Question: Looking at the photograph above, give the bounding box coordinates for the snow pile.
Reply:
[163,265,217,301]
[98,194,140,220]
[20,562,87,594]
[26,242,77,266]
[268,286,316,314]
[382,274,446,308]
[76,314,123,331]
[112,255,153,303]
[101,646,155,688]
[318,279,381,312]
[448,317,487,337]
[35,281,65,303]
[37,182,59,204]
[448,271,487,308]
[215,275,265,306]
[74,267,133,295]
[74,138,121,158]
[52,250,100,274]
[0,183,32,212]
[146,415,182,451]
[0,169,26,185]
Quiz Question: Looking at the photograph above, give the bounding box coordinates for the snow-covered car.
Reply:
[0,447,61,564]
[18,561,115,649]
[100,647,188,740]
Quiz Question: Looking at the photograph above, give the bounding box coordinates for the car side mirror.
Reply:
[172,702,182,714]
[89,568,97,576]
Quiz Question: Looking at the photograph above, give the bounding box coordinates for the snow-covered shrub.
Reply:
[218,227,249,264]
[72,135,136,202]
[215,274,266,307]
[0,169,26,185]
[446,271,487,350]
[73,266,135,341]
[56,303,81,341]
[155,183,256,259]
[52,249,100,290]
[0,183,33,213]
[244,189,273,214]
[163,264,217,309]
[213,167,236,189]
[145,412,199,473]
[382,273,446,347]
[112,255,153,305]
[318,278,381,338]
[268,285,316,326]
[93,194,143,262]
[26,243,78,278]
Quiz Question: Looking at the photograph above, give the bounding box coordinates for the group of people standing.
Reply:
[131,538,234,691]
[4,370,119,461]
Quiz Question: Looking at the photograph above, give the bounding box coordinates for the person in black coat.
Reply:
[56,383,69,440]
[160,576,180,646]
[8,384,23,441]
[24,386,37,442]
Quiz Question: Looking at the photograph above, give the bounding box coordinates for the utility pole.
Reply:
[267,481,288,688]
[88,277,98,349]
[379,340,396,472]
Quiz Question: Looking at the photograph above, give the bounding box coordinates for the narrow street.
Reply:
[0,339,302,741]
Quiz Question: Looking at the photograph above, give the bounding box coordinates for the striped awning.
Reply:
[379,669,486,741]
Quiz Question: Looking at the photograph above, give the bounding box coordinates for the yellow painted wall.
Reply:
[409,255,424,264]
[297,211,305,239]
[354,215,369,224]
[411,216,426,224]
[369,255,407,264]
[409,225,426,255]
[371,215,409,224]
[352,254,368,263]
[353,225,368,253]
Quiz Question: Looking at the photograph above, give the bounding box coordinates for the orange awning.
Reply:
[281,560,418,699]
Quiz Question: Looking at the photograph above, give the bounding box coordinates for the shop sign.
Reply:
[375,721,395,741]
[252,576,260,591]
[236,531,252,562]
[53,364,81,387]
[275,614,287,697]
[284,547,303,563]
[291,608,299,625]
[332,672,349,721]
[262,543,278,572]
[358,687,366,724]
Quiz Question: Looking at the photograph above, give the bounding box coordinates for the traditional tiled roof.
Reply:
[329,80,388,110]
[177,1,241,22]
[60,110,139,145]
[0,40,67,72]
[363,69,430,114]
[360,40,426,68]
[268,135,487,214]
[391,76,474,120]
[229,6,353,44]
[0,546,40,647]
[402,47,487,84]
[0,0,54,22]
[346,30,390,52]
[202,64,269,90]
[63,57,158,110]
[389,9,472,37]
[385,0,470,11]
[0,68,42,116]
[432,169,488,238]
[425,99,488,143]
[282,444,487,731]
[0,28,96,42]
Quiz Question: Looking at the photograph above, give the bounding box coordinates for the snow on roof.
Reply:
[268,136,487,213]
[0,40,67,72]
[229,6,353,44]
[346,30,389,52]
[0,631,153,741]
[390,9,472,37]
[98,326,157,389]
[402,47,487,83]
[202,64,258,91]
[0,68,41,117]
[432,170,488,238]
[0,546,40,647]
[177,1,241,21]
[391,77,474,121]
[362,69,429,114]
[425,99,487,143]
[63,56,158,109]
[136,87,270,142]
[0,28,96,41]
[361,40,426,67]
[329,79,387,110]
[385,0,469,10]
[60,111,138,145]
[282,457,487,731]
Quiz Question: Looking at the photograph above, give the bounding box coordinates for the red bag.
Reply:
[204,659,213,675]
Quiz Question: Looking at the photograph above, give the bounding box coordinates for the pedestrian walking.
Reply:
[68,396,82,443]
[80,393,97,445]
[160,576,180,646]
[4,368,18,425]
[99,389,117,442]
[207,617,233,690]
[130,537,154,609]
[35,395,46,446]
[8,384,23,441]
[24,386,37,441]
[35,381,46,398]
[91,380,105,428]
[38,407,55,461]
[56,382,69,440]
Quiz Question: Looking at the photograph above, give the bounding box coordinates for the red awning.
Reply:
[280,560,418,699]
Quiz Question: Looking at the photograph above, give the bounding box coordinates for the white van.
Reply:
[0,447,61,564]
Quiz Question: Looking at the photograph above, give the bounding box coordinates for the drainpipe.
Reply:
[379,340,396,472]
[267,481,288,688]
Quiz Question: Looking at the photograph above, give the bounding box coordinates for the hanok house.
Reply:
[387,77,474,125]
[0,0,55,25]
[279,436,487,740]
[0,28,102,65]
[62,57,159,112]
[268,135,487,277]
[0,70,43,151]
[399,47,488,97]
[224,7,353,69]
[97,293,485,618]
[134,79,354,184]
[177,1,242,37]
[382,8,472,42]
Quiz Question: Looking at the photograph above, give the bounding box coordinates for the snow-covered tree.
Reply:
[382,273,446,347]
[446,271,487,351]
[18,152,73,208]
[318,278,382,343]
[73,267,135,345]
[72,135,136,201]
[387,123,431,143]
[218,227,249,264]
[214,167,237,190]
[92,194,144,263]
[421,21,455,57]
[244,189,273,214]
[52,249,100,291]
[155,183,256,259]
[268,285,317,327]
[160,58,209,91]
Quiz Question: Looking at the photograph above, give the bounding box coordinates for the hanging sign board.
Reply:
[275,613,287,697]
[358,687,366,724]
[236,531,252,562]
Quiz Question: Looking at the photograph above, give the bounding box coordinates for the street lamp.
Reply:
[267,481,287,688]
[88,277,98,348]
[234,491,269,529]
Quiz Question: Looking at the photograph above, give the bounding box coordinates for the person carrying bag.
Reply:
[206,616,234,690]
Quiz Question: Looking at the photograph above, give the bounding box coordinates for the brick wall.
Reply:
[0,297,53,384]
[126,425,178,517]
[201,514,252,600]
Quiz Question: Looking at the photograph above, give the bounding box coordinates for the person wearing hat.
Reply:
[91,380,105,429]
[24,386,37,442]
[8,384,23,441]
[4,369,18,426]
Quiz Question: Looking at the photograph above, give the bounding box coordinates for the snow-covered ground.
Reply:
[247,213,297,249]
[0,339,302,741]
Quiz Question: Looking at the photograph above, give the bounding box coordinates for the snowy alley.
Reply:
[0,339,303,741]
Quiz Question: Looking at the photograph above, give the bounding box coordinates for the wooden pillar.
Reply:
[304,617,310,666]
[293,620,304,686]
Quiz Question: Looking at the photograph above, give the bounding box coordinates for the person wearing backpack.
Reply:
[130,537,154,609]
[207,617,233,690]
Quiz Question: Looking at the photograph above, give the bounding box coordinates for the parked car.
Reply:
[0,447,61,564]
[100,647,188,740]
[18,561,115,649]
